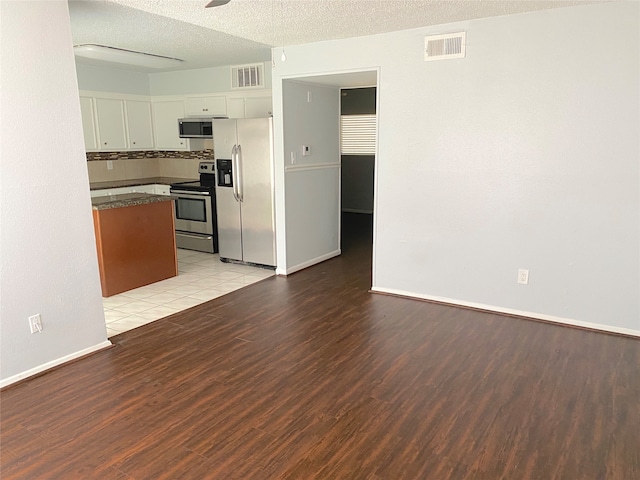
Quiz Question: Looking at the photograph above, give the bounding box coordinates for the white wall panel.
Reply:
[149,63,272,96]
[0,1,109,385]
[272,2,640,333]
[281,81,341,272]
[76,63,151,95]
[284,166,341,272]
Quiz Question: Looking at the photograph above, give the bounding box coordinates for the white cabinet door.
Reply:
[226,97,245,119]
[125,100,154,150]
[152,100,189,150]
[185,96,227,117]
[153,184,171,195]
[130,185,156,194]
[244,96,273,118]
[90,186,136,198]
[91,184,171,197]
[95,98,127,150]
[79,96,99,151]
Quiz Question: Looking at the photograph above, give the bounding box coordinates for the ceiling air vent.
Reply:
[231,63,264,89]
[424,32,466,61]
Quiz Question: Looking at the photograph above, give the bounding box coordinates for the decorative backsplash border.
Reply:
[86,150,214,161]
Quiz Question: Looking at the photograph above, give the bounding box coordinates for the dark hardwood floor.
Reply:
[1,213,638,479]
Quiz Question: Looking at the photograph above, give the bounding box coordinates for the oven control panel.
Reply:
[198,161,215,174]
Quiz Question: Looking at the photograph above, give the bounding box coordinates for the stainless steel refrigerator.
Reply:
[213,118,276,267]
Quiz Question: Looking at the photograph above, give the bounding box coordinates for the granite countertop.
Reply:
[91,192,175,211]
[89,177,196,191]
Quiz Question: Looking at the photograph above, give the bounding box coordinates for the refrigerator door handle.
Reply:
[236,144,243,202]
[231,144,240,202]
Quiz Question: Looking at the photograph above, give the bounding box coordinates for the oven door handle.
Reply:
[236,144,243,202]
[231,145,240,202]
[175,232,213,240]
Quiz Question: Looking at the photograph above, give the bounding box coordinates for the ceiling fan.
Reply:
[205,0,231,7]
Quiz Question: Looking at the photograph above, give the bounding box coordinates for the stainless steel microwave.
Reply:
[178,118,215,138]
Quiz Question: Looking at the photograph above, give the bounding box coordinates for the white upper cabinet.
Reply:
[79,89,271,152]
[79,96,98,151]
[94,98,127,151]
[245,96,272,118]
[152,100,189,150]
[226,97,245,119]
[225,95,272,119]
[185,96,227,117]
[125,100,154,150]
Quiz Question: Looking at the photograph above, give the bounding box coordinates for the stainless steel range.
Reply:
[170,162,218,253]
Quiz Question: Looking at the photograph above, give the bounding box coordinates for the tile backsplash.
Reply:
[86,149,214,161]
[87,151,212,183]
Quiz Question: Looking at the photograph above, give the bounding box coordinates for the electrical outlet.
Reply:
[28,314,43,334]
[302,145,310,156]
[106,160,113,170]
[517,269,529,285]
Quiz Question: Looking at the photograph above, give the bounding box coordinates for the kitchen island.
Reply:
[92,192,177,297]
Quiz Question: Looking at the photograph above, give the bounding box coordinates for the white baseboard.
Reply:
[371,287,640,338]
[279,249,341,276]
[0,340,113,389]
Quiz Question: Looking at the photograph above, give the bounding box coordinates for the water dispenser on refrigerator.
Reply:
[217,159,233,187]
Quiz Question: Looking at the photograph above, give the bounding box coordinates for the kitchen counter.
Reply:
[92,192,175,211]
[91,193,178,297]
[90,176,196,191]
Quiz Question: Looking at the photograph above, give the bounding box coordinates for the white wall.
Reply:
[279,81,341,274]
[149,63,272,96]
[0,1,110,386]
[76,62,151,95]
[272,2,640,334]
[76,62,273,97]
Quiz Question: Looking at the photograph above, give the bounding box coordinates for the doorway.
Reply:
[278,70,378,279]
[339,86,376,257]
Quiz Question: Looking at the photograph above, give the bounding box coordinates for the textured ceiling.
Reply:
[69,0,606,72]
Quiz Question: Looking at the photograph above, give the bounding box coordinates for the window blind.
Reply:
[340,114,376,155]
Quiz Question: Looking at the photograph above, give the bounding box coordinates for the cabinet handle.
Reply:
[203,108,208,111]
[104,142,107,145]
[133,141,136,144]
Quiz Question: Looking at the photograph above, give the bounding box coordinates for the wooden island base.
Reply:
[92,198,177,297]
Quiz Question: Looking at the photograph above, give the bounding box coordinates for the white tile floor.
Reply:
[103,249,275,338]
